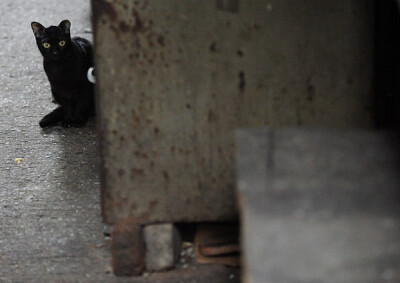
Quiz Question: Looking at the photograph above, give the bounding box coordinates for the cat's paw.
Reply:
[39,107,64,128]
[62,120,85,128]
[39,119,50,128]
[39,117,56,128]
[61,120,73,128]
[72,121,85,128]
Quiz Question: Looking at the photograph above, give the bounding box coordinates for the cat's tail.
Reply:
[39,107,64,128]
[87,67,95,84]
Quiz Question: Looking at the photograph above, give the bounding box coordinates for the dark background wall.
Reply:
[375,0,400,129]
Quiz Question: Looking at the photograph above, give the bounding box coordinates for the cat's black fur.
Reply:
[31,20,94,128]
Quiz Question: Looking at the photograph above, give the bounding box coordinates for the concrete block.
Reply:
[237,128,400,282]
[144,223,181,271]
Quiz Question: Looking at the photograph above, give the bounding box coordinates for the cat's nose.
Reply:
[52,51,58,55]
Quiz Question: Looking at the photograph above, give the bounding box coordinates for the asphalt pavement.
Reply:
[0,0,115,281]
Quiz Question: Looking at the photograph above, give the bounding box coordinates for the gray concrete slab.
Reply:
[237,128,400,282]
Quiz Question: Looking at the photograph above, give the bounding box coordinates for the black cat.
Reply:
[31,20,94,128]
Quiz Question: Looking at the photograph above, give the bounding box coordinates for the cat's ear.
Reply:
[31,22,45,38]
[58,20,71,34]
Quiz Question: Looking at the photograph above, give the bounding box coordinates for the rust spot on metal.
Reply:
[134,151,149,159]
[92,0,118,22]
[237,50,244,57]
[209,42,217,52]
[133,0,149,9]
[133,213,151,224]
[148,200,158,210]
[119,20,130,33]
[109,25,119,38]
[111,200,122,208]
[147,37,154,47]
[159,52,165,61]
[157,35,165,46]
[253,23,262,31]
[238,71,246,92]
[306,77,315,101]
[131,168,145,177]
[162,171,169,182]
[131,110,140,125]
[132,8,144,33]
[347,77,353,85]
[208,110,216,122]
[134,39,141,49]
[216,0,240,13]
[117,169,125,177]
[154,127,160,134]
[178,148,192,155]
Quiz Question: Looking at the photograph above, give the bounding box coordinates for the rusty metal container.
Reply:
[91,0,374,273]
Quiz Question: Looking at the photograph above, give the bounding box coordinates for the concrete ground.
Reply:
[0,0,113,281]
[0,1,239,282]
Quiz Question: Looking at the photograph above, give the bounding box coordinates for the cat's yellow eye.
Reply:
[42,42,51,48]
[59,40,66,47]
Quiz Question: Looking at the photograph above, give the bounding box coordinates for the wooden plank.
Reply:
[195,224,241,266]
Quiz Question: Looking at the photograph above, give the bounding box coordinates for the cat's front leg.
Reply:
[62,116,81,128]
[69,93,93,127]
[60,99,77,128]
[61,119,78,128]
[64,118,85,128]
[63,112,86,128]
[39,107,64,128]
[67,105,87,128]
